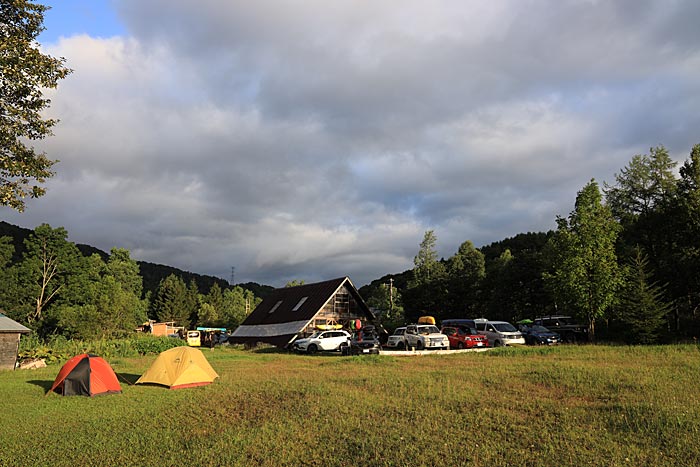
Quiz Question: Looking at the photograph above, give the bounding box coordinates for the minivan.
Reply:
[474,319,525,347]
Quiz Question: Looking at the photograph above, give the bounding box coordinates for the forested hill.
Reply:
[0,221,274,299]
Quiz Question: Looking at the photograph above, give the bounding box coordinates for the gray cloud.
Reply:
[3,0,699,287]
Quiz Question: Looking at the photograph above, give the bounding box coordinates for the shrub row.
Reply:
[18,334,186,364]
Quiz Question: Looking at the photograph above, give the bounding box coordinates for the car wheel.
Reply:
[457,342,464,349]
[397,342,405,350]
[339,343,349,355]
[416,341,424,350]
[494,340,502,347]
[307,344,318,354]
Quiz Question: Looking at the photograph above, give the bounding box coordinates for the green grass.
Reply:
[1,345,699,467]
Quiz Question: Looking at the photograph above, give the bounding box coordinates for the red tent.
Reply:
[50,354,122,396]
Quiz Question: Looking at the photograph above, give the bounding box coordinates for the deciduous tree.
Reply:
[545,180,621,339]
[1,1,71,210]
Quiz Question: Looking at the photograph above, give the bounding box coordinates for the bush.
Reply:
[17,334,186,364]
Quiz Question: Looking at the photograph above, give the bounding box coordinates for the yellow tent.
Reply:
[136,346,218,389]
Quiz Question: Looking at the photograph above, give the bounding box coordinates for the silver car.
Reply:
[475,320,525,347]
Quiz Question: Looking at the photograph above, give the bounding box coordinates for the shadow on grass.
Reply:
[115,373,141,385]
[27,379,53,393]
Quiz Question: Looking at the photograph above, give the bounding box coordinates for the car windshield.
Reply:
[393,328,405,336]
[493,323,517,332]
[308,332,323,339]
[418,325,440,334]
[531,325,550,332]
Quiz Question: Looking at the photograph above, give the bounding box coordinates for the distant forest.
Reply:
[0,221,271,338]
[0,221,273,299]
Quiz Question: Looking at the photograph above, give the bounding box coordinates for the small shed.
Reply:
[0,313,31,370]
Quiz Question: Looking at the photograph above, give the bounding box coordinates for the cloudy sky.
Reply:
[3,0,699,287]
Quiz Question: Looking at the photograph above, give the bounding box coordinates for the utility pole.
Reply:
[230,266,235,286]
[388,278,394,318]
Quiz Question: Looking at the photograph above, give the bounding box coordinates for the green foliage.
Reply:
[18,224,86,324]
[364,281,404,329]
[616,247,671,344]
[445,240,485,317]
[220,286,260,329]
[545,180,621,338]
[404,230,448,321]
[151,274,190,328]
[605,146,677,222]
[17,334,185,364]
[412,229,443,284]
[0,0,72,211]
[284,279,305,287]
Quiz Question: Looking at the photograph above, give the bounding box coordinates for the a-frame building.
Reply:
[230,277,376,348]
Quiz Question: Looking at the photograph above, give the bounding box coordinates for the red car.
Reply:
[441,326,489,349]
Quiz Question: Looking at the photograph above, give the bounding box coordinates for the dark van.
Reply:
[440,318,477,329]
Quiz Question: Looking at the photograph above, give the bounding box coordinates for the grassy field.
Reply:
[1,344,699,467]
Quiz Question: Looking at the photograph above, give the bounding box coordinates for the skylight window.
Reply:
[268,300,283,314]
[292,297,308,311]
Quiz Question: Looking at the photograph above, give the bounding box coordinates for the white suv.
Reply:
[404,324,450,350]
[292,330,351,354]
[386,327,407,349]
[475,320,525,347]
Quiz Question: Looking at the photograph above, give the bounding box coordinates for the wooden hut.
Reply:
[0,313,31,370]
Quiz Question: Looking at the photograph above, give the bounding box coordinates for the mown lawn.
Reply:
[1,345,699,467]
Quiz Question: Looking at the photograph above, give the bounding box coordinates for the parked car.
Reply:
[441,325,489,349]
[519,324,561,345]
[343,325,381,355]
[291,330,351,354]
[404,324,450,350]
[533,315,588,343]
[474,320,525,347]
[385,326,407,350]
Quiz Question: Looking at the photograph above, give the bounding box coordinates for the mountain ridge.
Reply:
[0,221,274,298]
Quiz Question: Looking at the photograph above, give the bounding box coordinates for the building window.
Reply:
[268,301,283,314]
[292,297,308,311]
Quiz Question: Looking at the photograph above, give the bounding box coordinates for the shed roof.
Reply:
[0,313,31,334]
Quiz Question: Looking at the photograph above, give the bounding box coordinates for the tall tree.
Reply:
[617,247,671,344]
[1,1,71,211]
[545,180,621,339]
[221,286,260,329]
[404,230,447,321]
[151,274,190,328]
[105,248,142,298]
[412,230,443,284]
[445,240,485,317]
[605,146,677,222]
[19,224,84,324]
[663,144,700,331]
